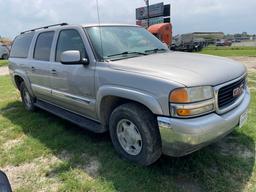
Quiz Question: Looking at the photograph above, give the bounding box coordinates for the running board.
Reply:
[35,100,106,133]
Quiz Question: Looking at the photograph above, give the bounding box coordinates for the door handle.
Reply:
[31,66,36,72]
[51,69,57,75]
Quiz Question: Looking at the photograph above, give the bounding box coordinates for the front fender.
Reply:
[96,85,163,117]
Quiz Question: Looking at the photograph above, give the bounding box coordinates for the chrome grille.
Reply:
[218,77,246,109]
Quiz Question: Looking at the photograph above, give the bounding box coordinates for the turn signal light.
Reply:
[169,88,189,103]
[176,109,191,116]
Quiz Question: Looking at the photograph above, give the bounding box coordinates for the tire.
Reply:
[109,103,162,166]
[20,82,36,111]
[2,54,8,60]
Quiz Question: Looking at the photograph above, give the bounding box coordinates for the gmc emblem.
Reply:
[233,84,244,97]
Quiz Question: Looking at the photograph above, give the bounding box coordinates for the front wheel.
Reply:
[109,103,162,166]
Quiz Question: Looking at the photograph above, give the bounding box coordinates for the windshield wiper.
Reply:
[144,48,167,53]
[107,51,147,58]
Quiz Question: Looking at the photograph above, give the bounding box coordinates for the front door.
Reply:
[50,28,96,119]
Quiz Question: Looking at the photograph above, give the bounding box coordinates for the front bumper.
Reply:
[157,89,250,157]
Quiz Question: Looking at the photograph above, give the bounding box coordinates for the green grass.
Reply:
[0,60,8,67]
[0,74,256,191]
[200,46,256,57]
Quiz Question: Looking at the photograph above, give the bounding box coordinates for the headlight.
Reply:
[170,86,213,103]
[169,86,215,118]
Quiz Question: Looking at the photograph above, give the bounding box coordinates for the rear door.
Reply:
[27,31,55,101]
[50,28,96,119]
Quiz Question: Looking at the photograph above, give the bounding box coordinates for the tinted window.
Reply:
[34,31,54,61]
[56,29,86,62]
[10,32,34,58]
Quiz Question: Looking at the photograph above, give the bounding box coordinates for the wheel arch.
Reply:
[97,85,163,129]
[14,75,24,90]
[13,71,35,97]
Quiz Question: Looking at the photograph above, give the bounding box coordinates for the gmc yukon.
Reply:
[8,23,250,165]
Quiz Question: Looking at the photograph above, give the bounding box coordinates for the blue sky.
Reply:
[0,0,255,39]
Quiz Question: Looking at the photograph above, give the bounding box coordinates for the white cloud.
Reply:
[171,0,256,34]
[0,0,255,39]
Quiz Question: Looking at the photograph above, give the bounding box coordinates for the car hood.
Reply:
[108,51,246,86]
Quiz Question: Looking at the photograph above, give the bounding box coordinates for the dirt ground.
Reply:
[232,41,256,47]
[229,56,256,71]
[0,66,8,76]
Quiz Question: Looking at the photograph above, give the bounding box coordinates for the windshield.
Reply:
[85,26,168,60]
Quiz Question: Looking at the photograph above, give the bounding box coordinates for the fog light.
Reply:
[176,109,191,116]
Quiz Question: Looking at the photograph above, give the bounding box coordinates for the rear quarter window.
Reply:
[10,32,34,58]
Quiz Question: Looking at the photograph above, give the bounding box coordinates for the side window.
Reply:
[34,31,54,61]
[10,32,34,58]
[56,29,86,62]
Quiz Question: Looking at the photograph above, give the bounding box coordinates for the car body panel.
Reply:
[108,51,246,87]
[158,87,250,156]
[48,26,97,119]
[96,85,164,118]
[8,58,34,95]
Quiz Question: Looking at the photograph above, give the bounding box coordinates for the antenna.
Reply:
[96,0,104,61]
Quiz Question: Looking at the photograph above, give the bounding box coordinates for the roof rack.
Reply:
[20,23,68,34]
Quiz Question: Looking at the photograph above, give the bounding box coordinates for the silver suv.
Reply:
[9,23,250,165]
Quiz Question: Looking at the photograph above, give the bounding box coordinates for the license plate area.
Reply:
[239,111,248,128]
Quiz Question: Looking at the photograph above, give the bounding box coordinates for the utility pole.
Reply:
[144,0,150,28]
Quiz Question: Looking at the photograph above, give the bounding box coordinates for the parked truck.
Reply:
[148,23,172,47]
[216,39,232,46]
[0,43,9,59]
[171,33,206,52]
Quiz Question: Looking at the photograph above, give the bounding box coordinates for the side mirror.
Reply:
[60,50,89,65]
[0,171,12,192]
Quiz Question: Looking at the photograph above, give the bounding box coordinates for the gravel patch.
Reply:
[1,156,61,192]
[229,56,256,71]
[0,66,9,76]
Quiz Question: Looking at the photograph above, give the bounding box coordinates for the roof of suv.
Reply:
[20,23,139,35]
[82,23,138,28]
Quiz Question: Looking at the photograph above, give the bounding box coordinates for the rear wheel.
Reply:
[109,103,162,166]
[20,82,35,111]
